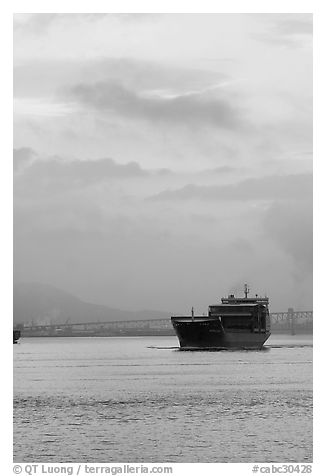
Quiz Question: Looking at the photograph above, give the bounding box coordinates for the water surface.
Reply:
[14,335,312,462]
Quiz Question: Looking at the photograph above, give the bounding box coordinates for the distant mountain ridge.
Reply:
[13,282,170,325]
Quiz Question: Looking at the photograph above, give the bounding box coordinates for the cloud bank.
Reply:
[13,14,313,311]
[70,80,243,129]
[148,173,312,202]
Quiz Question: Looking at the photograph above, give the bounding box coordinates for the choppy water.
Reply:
[14,335,312,463]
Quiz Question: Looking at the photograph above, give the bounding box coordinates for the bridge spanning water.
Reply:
[20,309,313,337]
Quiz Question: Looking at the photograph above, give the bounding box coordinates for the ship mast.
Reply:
[244,283,249,298]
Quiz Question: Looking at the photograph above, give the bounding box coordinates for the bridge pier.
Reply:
[287,307,295,335]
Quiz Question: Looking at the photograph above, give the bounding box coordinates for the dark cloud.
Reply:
[69,80,242,129]
[14,57,227,99]
[148,173,312,202]
[14,151,149,195]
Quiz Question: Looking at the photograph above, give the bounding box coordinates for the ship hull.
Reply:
[171,317,270,350]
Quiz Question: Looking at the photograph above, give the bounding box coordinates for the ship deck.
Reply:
[171,316,216,322]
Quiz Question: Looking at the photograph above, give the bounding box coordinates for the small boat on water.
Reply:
[171,284,271,350]
[13,329,21,344]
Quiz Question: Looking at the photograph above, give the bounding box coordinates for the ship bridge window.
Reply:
[209,304,267,331]
[220,310,267,331]
[221,316,255,330]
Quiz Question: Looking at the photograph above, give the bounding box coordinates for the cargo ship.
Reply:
[171,284,271,350]
[13,329,21,344]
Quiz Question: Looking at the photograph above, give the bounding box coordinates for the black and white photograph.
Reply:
[12,9,313,470]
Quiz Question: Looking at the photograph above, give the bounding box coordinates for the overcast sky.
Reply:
[13,13,312,313]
